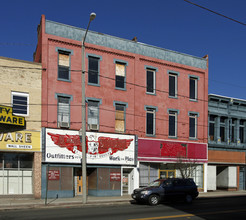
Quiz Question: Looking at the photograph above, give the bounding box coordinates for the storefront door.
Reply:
[159,170,175,179]
[123,168,134,195]
[75,169,82,195]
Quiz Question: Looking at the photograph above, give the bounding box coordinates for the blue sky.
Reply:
[1,0,246,100]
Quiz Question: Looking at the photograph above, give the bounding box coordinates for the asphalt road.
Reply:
[1,196,246,220]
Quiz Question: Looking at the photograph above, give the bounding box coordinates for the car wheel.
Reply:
[148,194,160,206]
[185,194,193,203]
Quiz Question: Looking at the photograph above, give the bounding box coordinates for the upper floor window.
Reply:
[146,67,156,94]
[12,92,29,116]
[87,98,101,131]
[230,118,236,143]
[220,116,226,143]
[145,106,158,136]
[114,102,127,133]
[88,56,100,85]
[168,110,178,138]
[209,115,216,141]
[56,94,72,128]
[239,119,245,143]
[189,112,199,139]
[115,60,127,90]
[189,76,198,101]
[168,71,179,98]
[58,51,70,81]
[145,107,156,136]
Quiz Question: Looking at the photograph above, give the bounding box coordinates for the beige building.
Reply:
[0,56,42,198]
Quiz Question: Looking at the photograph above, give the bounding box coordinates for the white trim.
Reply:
[11,91,29,116]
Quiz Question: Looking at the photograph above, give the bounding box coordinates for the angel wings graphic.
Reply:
[47,132,133,156]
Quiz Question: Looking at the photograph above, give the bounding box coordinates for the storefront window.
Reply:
[0,153,33,195]
[4,154,18,168]
[19,154,33,168]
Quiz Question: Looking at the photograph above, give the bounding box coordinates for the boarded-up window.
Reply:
[58,51,70,80]
[115,104,125,133]
[115,63,125,89]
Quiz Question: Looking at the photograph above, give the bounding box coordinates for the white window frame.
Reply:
[189,77,198,101]
[168,110,178,138]
[189,113,198,139]
[169,73,178,98]
[11,91,29,116]
[87,99,100,130]
[146,108,156,136]
[57,96,70,128]
[146,69,156,94]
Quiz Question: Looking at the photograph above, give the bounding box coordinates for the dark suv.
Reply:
[131,178,199,205]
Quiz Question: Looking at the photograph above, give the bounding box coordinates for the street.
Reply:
[0,196,246,220]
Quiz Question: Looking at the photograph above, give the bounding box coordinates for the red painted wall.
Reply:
[138,138,207,163]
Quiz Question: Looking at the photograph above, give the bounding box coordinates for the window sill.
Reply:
[189,99,198,102]
[146,92,156,96]
[115,87,126,91]
[58,78,71,82]
[88,83,100,87]
[146,134,156,137]
[168,136,178,139]
[168,96,178,99]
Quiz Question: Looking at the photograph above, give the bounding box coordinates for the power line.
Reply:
[184,0,246,26]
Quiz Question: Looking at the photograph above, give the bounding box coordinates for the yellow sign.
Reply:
[0,105,25,126]
[0,131,41,152]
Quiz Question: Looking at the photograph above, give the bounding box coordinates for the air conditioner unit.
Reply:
[58,121,69,128]
[88,124,99,131]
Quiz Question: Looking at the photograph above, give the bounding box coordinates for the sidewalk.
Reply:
[1,191,246,211]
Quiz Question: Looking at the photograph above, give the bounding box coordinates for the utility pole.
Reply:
[81,12,96,204]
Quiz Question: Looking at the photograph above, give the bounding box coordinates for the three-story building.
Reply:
[34,15,208,198]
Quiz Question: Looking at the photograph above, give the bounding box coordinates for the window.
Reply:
[57,96,70,128]
[169,73,178,98]
[12,92,29,116]
[146,69,155,94]
[87,100,100,130]
[189,77,198,100]
[239,120,245,143]
[0,153,33,195]
[146,108,155,136]
[209,115,216,141]
[230,118,236,143]
[88,56,100,85]
[189,113,198,139]
[169,110,178,137]
[58,51,70,81]
[115,103,126,133]
[115,62,126,89]
[220,117,226,142]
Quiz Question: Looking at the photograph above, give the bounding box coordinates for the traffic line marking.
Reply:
[128,208,246,220]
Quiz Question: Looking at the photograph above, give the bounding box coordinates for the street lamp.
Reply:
[81,12,96,204]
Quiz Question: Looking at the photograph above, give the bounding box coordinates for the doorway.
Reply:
[122,168,134,195]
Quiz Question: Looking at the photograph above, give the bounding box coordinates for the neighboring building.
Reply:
[34,15,208,198]
[0,56,42,198]
[208,94,246,191]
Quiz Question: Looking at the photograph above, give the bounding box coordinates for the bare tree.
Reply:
[174,153,198,179]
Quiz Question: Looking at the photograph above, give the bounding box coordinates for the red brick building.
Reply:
[34,15,208,198]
